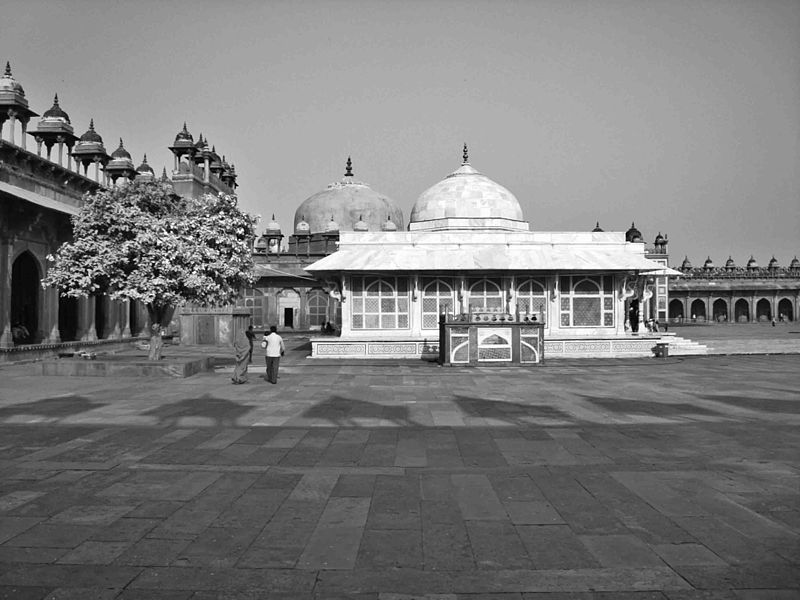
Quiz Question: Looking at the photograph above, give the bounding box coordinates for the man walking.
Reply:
[263,325,285,384]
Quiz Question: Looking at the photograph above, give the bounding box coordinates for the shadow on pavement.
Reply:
[143,394,254,427]
[0,395,106,419]
[301,395,412,427]
[453,394,573,425]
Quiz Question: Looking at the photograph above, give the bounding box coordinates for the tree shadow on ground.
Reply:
[696,394,800,414]
[575,394,721,418]
[0,396,106,420]
[453,395,574,426]
[143,394,253,427]
[300,395,413,427]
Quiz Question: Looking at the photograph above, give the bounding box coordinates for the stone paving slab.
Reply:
[0,354,797,598]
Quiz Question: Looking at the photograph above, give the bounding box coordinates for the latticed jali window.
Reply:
[421,278,455,329]
[350,277,410,330]
[307,290,329,327]
[516,278,546,320]
[559,276,614,327]
[468,278,504,311]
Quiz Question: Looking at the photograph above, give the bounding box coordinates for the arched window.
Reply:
[559,276,614,327]
[516,278,546,319]
[468,278,503,311]
[307,290,329,328]
[421,278,454,329]
[351,277,409,329]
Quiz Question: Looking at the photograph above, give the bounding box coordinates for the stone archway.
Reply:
[10,251,40,344]
[58,295,79,341]
[735,299,749,323]
[668,299,684,321]
[277,288,300,329]
[712,299,728,323]
[690,299,706,321]
[756,298,771,322]
[778,298,794,322]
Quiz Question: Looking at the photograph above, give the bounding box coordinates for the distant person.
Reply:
[263,325,285,384]
[771,317,776,327]
[628,301,640,333]
[231,329,250,385]
[653,319,660,333]
[245,325,255,362]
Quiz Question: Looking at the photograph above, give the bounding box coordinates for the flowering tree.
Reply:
[43,181,256,360]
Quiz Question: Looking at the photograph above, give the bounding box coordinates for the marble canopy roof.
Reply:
[305,231,681,276]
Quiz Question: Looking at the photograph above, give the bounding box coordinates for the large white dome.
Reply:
[409,159,528,231]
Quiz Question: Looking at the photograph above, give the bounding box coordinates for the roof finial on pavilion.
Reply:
[142,153,148,163]
[53,93,59,105]
[462,143,469,164]
[88,118,95,131]
[4,62,11,77]
[345,156,353,177]
[161,166,168,181]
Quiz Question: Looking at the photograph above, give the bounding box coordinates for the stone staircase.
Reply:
[660,333,709,356]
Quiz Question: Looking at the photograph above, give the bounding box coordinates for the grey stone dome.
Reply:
[293,159,403,235]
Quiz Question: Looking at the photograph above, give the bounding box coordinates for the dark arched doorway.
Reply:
[712,299,728,322]
[778,298,793,322]
[11,252,40,344]
[735,299,749,322]
[690,299,706,321]
[756,298,771,322]
[95,295,106,339]
[669,299,684,321]
[58,294,79,341]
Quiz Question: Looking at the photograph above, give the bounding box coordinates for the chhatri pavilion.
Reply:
[303,146,679,360]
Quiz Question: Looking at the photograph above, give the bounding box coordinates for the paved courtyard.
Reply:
[0,347,798,599]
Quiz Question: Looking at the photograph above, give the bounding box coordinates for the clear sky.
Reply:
[2,0,798,266]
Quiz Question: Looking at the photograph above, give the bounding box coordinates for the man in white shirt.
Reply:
[263,325,285,384]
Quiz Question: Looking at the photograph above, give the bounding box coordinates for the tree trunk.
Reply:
[146,304,168,361]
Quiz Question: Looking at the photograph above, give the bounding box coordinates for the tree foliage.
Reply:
[43,181,257,358]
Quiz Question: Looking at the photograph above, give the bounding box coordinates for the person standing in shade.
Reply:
[263,325,285,384]
[245,325,255,362]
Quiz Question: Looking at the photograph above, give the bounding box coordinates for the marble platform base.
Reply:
[311,335,666,360]
[41,355,214,378]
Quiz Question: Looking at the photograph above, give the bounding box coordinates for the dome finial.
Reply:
[89,118,95,131]
[463,143,469,164]
[345,156,353,177]
[53,93,59,105]
[4,62,11,77]
[142,153,148,163]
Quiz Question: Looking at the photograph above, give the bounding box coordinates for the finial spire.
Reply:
[142,153,148,163]
[89,118,95,130]
[118,137,124,148]
[462,143,469,164]
[345,156,353,177]
[4,62,11,77]
[161,166,168,180]
[53,93,59,105]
